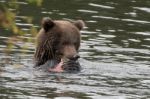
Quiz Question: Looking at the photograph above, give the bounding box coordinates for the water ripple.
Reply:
[78,9,98,13]
[134,7,150,13]
[89,3,115,9]
[92,15,150,24]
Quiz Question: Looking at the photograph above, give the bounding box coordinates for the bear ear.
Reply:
[41,17,55,32]
[74,20,85,30]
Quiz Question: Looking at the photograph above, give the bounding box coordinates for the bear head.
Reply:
[34,17,85,72]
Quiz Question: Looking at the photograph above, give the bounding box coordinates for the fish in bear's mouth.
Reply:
[47,57,81,73]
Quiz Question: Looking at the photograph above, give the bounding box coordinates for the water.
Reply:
[0,0,150,99]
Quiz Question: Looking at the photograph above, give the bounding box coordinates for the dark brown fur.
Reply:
[34,17,84,67]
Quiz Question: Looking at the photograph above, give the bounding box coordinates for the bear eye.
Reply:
[74,42,76,45]
[62,42,69,45]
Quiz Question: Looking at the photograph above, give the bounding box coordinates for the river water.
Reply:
[0,0,150,99]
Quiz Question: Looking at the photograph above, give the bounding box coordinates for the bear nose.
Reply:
[69,54,80,61]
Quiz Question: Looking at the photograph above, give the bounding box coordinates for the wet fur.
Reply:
[34,18,84,67]
[34,29,59,66]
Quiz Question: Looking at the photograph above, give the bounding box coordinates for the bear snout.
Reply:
[68,54,80,61]
[59,45,78,59]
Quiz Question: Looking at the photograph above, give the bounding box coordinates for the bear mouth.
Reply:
[48,58,81,73]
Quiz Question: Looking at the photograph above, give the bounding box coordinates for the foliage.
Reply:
[0,0,43,53]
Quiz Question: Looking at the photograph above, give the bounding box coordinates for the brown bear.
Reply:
[34,17,85,73]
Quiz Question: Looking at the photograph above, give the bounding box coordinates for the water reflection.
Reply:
[0,0,150,99]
